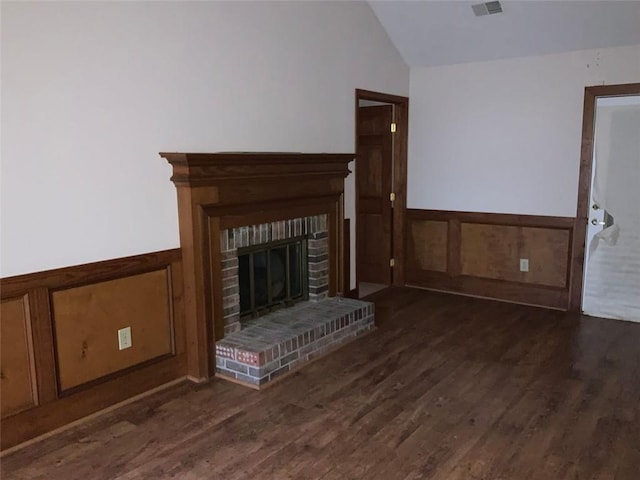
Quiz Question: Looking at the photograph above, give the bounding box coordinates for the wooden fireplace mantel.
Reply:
[161,152,353,186]
[161,152,354,382]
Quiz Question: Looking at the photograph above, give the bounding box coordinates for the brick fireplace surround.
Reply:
[220,215,331,335]
[161,152,375,385]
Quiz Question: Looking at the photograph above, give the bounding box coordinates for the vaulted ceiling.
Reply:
[368,1,640,68]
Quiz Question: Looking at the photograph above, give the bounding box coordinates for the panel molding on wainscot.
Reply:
[0,249,185,451]
[52,269,175,392]
[0,296,37,417]
[405,210,575,310]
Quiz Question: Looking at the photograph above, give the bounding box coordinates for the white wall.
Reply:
[408,44,640,217]
[0,1,408,277]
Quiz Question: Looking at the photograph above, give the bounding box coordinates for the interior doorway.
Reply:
[570,83,640,320]
[354,89,409,298]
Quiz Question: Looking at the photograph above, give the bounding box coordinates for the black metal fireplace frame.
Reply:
[238,235,308,319]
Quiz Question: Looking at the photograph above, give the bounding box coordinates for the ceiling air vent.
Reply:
[472,1,503,17]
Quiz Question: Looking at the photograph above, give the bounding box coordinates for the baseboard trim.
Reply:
[406,284,566,311]
[0,377,188,458]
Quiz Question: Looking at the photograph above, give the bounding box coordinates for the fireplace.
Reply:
[220,215,329,334]
[161,152,358,382]
[237,236,308,318]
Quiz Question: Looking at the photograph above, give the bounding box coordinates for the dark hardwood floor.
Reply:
[3,287,640,479]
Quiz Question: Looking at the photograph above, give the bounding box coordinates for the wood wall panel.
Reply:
[519,226,571,288]
[460,224,570,287]
[405,210,575,309]
[408,220,448,273]
[0,296,37,417]
[52,269,174,391]
[0,249,185,450]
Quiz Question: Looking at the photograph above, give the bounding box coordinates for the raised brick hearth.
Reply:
[216,214,376,389]
[215,298,374,388]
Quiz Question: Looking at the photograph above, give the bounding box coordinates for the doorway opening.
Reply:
[354,89,409,299]
[570,82,640,321]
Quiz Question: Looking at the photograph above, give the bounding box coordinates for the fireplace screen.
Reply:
[238,236,308,318]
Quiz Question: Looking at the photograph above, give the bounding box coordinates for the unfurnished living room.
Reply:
[1,1,639,479]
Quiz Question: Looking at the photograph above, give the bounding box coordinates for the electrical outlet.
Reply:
[118,327,132,350]
[519,258,529,272]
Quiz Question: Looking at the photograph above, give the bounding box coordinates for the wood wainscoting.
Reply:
[0,250,186,450]
[405,210,575,309]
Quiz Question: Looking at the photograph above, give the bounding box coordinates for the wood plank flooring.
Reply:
[2,287,640,479]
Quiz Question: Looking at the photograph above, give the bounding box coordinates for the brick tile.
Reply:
[269,364,290,381]
[225,360,249,375]
[235,373,259,385]
[280,351,299,367]
[216,367,237,379]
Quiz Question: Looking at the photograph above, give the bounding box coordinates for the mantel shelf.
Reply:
[160,152,354,187]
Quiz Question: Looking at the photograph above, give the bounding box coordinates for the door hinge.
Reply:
[390,192,396,204]
[391,122,397,133]
[390,258,395,267]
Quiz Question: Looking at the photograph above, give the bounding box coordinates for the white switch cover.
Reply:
[118,327,132,350]
[519,258,529,272]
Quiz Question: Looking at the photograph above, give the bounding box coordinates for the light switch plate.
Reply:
[519,258,529,272]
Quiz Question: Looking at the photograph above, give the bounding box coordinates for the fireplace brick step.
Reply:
[215,298,375,388]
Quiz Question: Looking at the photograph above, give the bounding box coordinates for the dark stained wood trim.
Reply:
[204,195,339,218]
[447,219,461,277]
[1,357,186,450]
[406,270,568,310]
[392,100,409,286]
[355,89,409,289]
[207,216,224,349]
[343,219,351,296]
[1,249,181,298]
[569,82,640,311]
[27,288,57,405]
[161,152,353,187]
[407,209,575,229]
[328,204,340,297]
[216,198,339,231]
[355,89,409,105]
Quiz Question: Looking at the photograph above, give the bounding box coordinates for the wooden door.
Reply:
[357,105,393,284]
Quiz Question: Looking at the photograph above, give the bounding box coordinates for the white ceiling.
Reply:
[368,1,640,68]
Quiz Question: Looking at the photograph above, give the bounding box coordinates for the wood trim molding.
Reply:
[161,152,353,187]
[0,249,186,450]
[161,152,354,381]
[407,209,575,229]
[355,89,409,105]
[355,89,409,288]
[27,288,57,405]
[1,249,181,298]
[1,356,185,450]
[406,270,569,310]
[392,100,409,286]
[343,218,351,299]
[405,209,575,310]
[569,82,640,311]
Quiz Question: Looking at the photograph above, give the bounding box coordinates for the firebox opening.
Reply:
[238,236,308,319]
